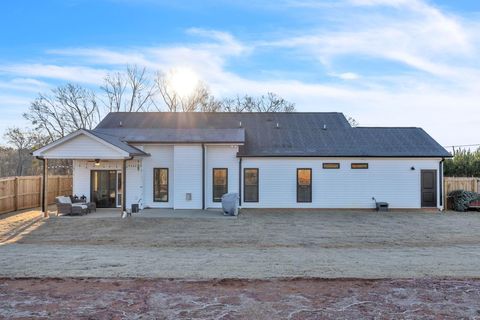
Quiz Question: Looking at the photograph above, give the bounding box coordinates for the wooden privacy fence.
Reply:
[444,177,480,209]
[0,175,72,215]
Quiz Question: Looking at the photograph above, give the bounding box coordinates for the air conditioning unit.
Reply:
[185,193,192,201]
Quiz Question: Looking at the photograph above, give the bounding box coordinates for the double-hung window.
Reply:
[213,168,228,202]
[153,168,168,202]
[297,168,312,203]
[244,168,259,202]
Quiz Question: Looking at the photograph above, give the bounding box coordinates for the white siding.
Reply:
[72,160,123,202]
[141,145,174,208]
[72,159,143,208]
[125,159,143,208]
[205,145,240,208]
[173,145,203,209]
[240,158,442,209]
[43,134,126,159]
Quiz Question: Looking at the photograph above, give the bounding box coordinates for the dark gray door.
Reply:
[91,170,117,208]
[421,170,437,207]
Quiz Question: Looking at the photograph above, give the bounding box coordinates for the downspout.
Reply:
[439,158,444,210]
[238,157,242,207]
[202,144,205,210]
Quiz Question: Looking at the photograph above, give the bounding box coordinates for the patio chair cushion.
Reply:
[72,204,88,209]
[56,196,72,204]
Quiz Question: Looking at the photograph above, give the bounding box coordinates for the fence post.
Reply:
[14,177,19,211]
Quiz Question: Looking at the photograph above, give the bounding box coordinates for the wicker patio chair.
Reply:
[55,196,88,216]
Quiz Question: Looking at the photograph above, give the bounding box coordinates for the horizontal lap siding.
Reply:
[141,145,174,208]
[206,145,239,208]
[241,158,441,209]
[72,160,123,202]
[44,134,125,159]
[72,159,143,208]
[173,145,203,209]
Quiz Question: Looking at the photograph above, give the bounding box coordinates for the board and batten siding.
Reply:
[173,145,203,209]
[240,158,442,209]
[205,145,239,208]
[140,145,174,208]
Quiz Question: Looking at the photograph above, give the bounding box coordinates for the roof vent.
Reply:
[239,121,242,128]
[119,121,123,127]
[323,124,327,130]
[276,122,280,129]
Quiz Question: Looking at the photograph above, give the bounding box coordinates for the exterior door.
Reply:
[91,170,117,208]
[421,170,437,207]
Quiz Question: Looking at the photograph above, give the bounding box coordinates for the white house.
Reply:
[33,112,451,212]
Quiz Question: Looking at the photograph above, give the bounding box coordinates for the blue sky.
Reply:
[1,0,479,148]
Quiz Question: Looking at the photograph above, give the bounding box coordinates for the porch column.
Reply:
[122,159,127,212]
[42,158,49,218]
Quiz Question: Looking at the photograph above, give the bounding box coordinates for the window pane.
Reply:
[351,163,369,169]
[244,169,258,202]
[154,168,168,202]
[323,163,340,169]
[297,169,312,202]
[213,169,228,202]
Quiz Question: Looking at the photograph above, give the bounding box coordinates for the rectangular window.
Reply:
[213,168,228,202]
[351,163,369,169]
[244,168,259,202]
[323,163,340,169]
[153,168,168,202]
[297,168,312,203]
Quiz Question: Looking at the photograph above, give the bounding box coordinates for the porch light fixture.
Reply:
[94,159,101,166]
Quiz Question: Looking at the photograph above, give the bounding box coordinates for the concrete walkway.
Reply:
[57,207,236,219]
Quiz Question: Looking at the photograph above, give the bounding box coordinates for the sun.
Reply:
[166,67,200,98]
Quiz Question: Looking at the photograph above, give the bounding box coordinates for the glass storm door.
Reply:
[91,170,117,208]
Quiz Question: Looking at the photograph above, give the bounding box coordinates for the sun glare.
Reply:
[166,67,200,98]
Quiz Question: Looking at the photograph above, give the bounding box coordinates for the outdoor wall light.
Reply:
[411,166,415,170]
[94,159,101,166]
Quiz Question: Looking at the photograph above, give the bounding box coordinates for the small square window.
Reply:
[351,163,369,169]
[323,163,340,169]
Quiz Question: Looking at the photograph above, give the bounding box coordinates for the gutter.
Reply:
[439,158,444,209]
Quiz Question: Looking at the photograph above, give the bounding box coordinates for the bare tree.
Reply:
[155,71,212,112]
[221,92,295,112]
[101,65,157,112]
[24,84,101,141]
[4,127,47,176]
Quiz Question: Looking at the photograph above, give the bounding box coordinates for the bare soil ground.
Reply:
[1,209,480,278]
[1,278,480,319]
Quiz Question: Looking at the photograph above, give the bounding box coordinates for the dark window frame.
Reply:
[322,163,340,169]
[213,168,228,202]
[244,168,259,203]
[297,168,312,203]
[351,163,369,169]
[153,168,169,202]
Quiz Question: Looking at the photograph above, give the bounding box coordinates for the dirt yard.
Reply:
[1,278,480,319]
[1,209,480,278]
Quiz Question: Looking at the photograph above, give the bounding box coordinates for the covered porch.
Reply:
[32,129,149,217]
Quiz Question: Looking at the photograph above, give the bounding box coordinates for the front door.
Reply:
[421,170,437,207]
[91,170,117,208]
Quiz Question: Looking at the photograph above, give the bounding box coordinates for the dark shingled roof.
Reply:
[94,112,450,158]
